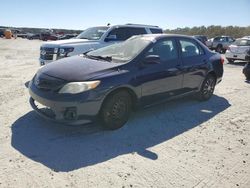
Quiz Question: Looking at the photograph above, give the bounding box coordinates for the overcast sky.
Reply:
[1,0,250,30]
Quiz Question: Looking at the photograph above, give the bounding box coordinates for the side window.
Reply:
[180,39,204,57]
[107,28,131,41]
[214,37,219,42]
[129,28,147,36]
[146,39,178,62]
[219,37,226,42]
[228,37,234,42]
[150,28,163,34]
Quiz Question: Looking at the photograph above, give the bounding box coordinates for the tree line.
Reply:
[164,25,250,39]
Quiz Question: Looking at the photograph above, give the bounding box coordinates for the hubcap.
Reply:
[203,78,215,97]
[112,99,126,119]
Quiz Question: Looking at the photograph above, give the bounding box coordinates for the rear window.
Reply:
[150,28,163,34]
[233,39,250,46]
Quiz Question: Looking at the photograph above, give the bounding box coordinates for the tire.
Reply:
[197,75,216,101]
[216,44,223,54]
[227,58,234,64]
[243,63,250,81]
[99,91,132,130]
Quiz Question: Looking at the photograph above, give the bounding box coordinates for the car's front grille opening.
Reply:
[40,47,57,60]
[34,73,66,92]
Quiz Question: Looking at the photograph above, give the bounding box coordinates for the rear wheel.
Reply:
[197,75,216,101]
[216,45,223,53]
[100,91,132,130]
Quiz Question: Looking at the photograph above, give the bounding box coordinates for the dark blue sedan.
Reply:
[29,34,224,130]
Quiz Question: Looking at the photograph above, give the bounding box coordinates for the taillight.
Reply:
[220,56,224,64]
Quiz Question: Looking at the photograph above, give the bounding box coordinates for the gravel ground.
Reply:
[0,38,250,188]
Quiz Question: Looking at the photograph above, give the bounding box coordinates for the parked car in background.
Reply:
[225,37,250,63]
[40,33,58,41]
[206,36,235,53]
[0,28,4,37]
[58,34,78,40]
[39,24,163,66]
[29,34,223,129]
[27,33,40,40]
[17,32,30,38]
[193,35,208,45]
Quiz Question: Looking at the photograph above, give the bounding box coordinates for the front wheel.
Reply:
[99,91,132,130]
[197,75,216,101]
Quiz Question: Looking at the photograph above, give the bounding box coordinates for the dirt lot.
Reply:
[0,38,250,188]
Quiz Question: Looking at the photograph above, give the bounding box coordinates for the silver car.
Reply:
[206,36,235,53]
[225,37,250,63]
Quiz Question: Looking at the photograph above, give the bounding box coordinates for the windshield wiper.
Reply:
[84,54,112,62]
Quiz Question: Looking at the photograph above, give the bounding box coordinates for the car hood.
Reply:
[42,38,98,47]
[38,55,122,82]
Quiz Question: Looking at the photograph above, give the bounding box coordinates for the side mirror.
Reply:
[105,35,117,42]
[143,55,161,65]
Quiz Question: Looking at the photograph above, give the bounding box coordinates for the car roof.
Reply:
[138,33,197,40]
[215,36,231,38]
[110,24,162,29]
[242,36,250,40]
[241,38,250,40]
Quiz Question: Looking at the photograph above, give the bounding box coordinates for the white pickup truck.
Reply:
[39,24,163,66]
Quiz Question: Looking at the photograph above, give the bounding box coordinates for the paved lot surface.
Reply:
[0,38,250,188]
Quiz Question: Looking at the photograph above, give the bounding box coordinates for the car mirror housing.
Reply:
[143,55,161,65]
[105,35,117,42]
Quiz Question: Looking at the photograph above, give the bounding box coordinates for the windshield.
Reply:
[233,39,250,46]
[87,36,152,62]
[76,27,109,40]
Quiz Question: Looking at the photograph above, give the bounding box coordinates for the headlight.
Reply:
[58,47,74,57]
[58,80,100,94]
[54,48,58,53]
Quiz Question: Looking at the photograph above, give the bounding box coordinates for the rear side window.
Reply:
[180,39,204,57]
[146,39,178,62]
[129,28,147,36]
[108,27,147,41]
[228,37,235,42]
[234,39,250,46]
[108,28,131,41]
[150,28,163,34]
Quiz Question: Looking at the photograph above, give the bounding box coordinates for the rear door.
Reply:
[178,38,209,92]
[138,38,183,104]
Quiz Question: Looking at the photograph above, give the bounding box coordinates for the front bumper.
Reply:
[29,81,103,125]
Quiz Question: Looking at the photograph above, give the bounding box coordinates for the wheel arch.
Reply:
[100,86,139,112]
[198,71,217,90]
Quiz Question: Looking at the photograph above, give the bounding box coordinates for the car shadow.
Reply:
[11,95,230,172]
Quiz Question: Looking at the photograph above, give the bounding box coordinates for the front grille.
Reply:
[34,73,66,92]
[40,47,57,60]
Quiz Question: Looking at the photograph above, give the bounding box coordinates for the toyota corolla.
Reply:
[29,34,223,130]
